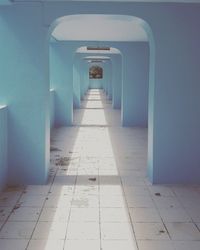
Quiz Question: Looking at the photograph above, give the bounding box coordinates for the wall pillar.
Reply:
[50,43,73,126]
[0,3,49,185]
[122,42,149,126]
[149,14,200,183]
[112,54,122,109]
[73,58,81,109]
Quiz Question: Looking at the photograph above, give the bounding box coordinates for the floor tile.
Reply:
[172,186,200,197]
[124,186,150,197]
[99,169,118,176]
[72,195,99,208]
[100,196,126,208]
[64,240,100,250]
[133,222,170,240]
[19,194,46,207]
[176,195,200,208]
[53,176,76,185]
[100,208,130,222]
[148,185,175,197]
[0,193,20,207]
[130,208,161,222]
[25,185,50,195]
[0,239,28,250]
[121,176,146,186]
[70,208,99,222]
[32,221,67,239]
[137,240,174,250]
[76,176,99,186]
[27,239,64,250]
[78,169,99,176]
[0,221,36,239]
[49,185,74,196]
[74,185,99,196]
[100,186,124,196]
[101,222,134,240]
[67,222,100,240]
[0,221,5,228]
[196,222,200,230]
[101,240,138,250]
[44,195,73,208]
[0,207,12,221]
[158,208,191,222]
[99,176,121,185]
[8,207,41,221]
[165,222,200,240]
[127,196,155,208]
[39,207,70,222]
[173,240,200,250]
[152,196,182,209]
[186,207,200,222]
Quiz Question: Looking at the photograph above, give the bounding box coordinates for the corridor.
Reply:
[0,90,200,250]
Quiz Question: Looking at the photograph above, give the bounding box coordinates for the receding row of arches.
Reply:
[49,14,153,185]
[0,4,200,189]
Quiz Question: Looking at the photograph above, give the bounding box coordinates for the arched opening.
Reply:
[74,46,123,111]
[48,13,155,181]
[73,53,113,109]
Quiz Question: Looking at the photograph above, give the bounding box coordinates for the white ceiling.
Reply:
[52,15,148,42]
[83,56,110,60]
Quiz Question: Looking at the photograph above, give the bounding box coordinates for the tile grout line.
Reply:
[171,188,200,234]
[98,167,102,250]
[25,164,58,250]
[62,156,79,250]
[0,187,26,234]
[100,89,139,249]
[82,91,102,249]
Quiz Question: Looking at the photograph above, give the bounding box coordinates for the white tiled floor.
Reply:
[0,89,200,249]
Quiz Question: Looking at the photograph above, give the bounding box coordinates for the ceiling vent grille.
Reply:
[87,47,110,51]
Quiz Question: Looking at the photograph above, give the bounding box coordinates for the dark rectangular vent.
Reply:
[87,47,110,51]
[91,60,103,63]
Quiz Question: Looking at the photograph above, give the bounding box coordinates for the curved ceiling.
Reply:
[83,56,110,60]
[83,56,111,63]
[52,15,148,42]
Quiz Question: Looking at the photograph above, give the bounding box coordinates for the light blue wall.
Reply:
[0,3,49,185]
[81,62,90,98]
[104,61,111,97]
[121,42,149,127]
[0,106,7,190]
[73,59,81,109]
[0,0,11,5]
[89,79,103,89]
[101,61,112,95]
[111,54,122,109]
[50,42,74,126]
[149,6,200,183]
[50,89,55,129]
